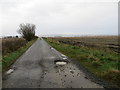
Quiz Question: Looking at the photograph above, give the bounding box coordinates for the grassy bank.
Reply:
[2,38,37,72]
[44,38,120,87]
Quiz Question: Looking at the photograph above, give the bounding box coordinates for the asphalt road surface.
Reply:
[3,38,103,88]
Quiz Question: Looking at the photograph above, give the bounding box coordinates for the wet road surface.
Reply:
[3,38,103,88]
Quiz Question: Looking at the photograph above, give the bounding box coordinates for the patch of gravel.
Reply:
[69,58,119,89]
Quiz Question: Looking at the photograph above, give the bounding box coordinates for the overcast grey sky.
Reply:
[0,0,118,36]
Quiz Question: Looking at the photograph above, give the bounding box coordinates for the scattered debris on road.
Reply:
[70,70,74,74]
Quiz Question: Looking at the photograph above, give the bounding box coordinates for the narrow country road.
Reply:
[3,38,103,88]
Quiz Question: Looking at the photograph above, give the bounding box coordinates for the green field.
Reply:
[44,37,120,87]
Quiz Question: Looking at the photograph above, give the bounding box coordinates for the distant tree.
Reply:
[18,23,36,41]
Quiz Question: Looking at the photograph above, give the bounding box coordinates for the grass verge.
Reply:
[44,38,120,87]
[2,38,37,72]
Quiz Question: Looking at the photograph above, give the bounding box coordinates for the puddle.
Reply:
[54,60,68,65]
[56,61,67,65]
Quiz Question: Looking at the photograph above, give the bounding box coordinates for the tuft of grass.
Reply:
[2,38,37,72]
[101,69,120,86]
[44,38,120,87]
[92,61,102,68]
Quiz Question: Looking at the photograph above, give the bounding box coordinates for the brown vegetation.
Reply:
[50,36,119,53]
[2,38,27,55]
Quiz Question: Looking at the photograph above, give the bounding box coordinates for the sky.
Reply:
[0,0,119,37]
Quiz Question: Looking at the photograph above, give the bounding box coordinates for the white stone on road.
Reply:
[6,69,14,75]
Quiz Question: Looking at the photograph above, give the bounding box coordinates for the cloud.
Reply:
[0,0,118,36]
